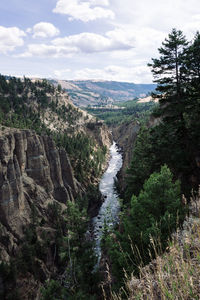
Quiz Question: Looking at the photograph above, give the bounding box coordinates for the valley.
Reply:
[0,29,200,300]
[51,79,156,107]
[0,74,155,299]
[0,75,112,299]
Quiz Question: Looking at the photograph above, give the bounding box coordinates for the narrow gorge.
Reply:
[0,75,150,300]
[0,76,115,299]
[0,14,200,299]
[93,142,123,265]
[1,53,199,298]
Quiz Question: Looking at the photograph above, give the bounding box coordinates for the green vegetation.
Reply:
[0,75,107,299]
[112,191,200,300]
[85,99,156,125]
[0,75,82,134]
[53,131,107,184]
[126,29,200,198]
[103,28,200,294]
[103,166,184,289]
[0,260,20,300]
[0,195,101,299]
[40,199,101,299]
[0,74,107,185]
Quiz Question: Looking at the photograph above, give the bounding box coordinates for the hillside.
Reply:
[51,79,156,107]
[112,191,200,300]
[0,75,112,299]
[0,75,112,184]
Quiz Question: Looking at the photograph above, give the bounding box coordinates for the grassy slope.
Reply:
[111,190,200,300]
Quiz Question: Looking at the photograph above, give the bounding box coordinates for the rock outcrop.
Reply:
[0,76,114,299]
[112,121,140,192]
[0,122,112,299]
[0,127,80,236]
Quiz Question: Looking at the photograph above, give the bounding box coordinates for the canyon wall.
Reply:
[112,121,140,192]
[0,127,80,256]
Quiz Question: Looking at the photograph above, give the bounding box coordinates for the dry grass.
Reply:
[111,188,200,300]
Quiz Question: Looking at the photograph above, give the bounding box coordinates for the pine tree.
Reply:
[148,29,190,158]
[148,28,188,99]
[105,165,184,287]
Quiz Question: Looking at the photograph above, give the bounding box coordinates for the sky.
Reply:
[0,0,200,83]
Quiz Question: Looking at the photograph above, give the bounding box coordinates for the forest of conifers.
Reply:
[102,28,200,293]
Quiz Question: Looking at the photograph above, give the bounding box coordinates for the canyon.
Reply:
[0,76,115,299]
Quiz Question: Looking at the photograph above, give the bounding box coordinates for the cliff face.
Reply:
[0,126,80,253]
[0,120,112,245]
[112,121,140,192]
[0,76,114,299]
[0,122,112,299]
[112,116,162,193]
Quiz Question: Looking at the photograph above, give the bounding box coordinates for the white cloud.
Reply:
[182,14,200,38]
[52,31,134,53]
[29,22,60,38]
[18,43,78,58]
[54,69,71,77]
[89,0,109,6]
[0,26,26,54]
[54,65,152,83]
[53,0,114,22]
[112,0,200,34]
[19,30,135,58]
[26,28,32,34]
[95,26,166,64]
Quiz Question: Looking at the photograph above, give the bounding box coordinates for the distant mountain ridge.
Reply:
[51,79,156,107]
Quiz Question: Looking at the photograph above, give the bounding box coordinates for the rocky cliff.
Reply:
[0,120,112,297]
[0,75,114,299]
[0,126,80,251]
[112,121,140,192]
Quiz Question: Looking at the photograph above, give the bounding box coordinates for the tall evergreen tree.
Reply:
[147,29,200,192]
[148,29,189,154]
[148,28,188,99]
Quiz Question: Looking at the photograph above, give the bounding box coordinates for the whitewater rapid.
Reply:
[92,141,123,265]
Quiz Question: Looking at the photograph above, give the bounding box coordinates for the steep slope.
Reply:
[0,126,78,240]
[113,192,200,300]
[0,126,81,298]
[0,75,112,184]
[52,79,156,107]
[112,121,140,192]
[0,75,112,299]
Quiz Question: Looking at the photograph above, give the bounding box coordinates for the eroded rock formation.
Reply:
[0,127,80,237]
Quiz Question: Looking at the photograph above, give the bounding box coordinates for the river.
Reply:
[92,141,123,265]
